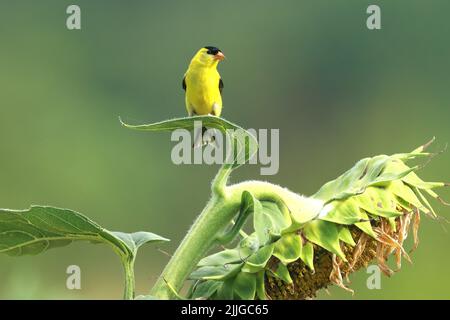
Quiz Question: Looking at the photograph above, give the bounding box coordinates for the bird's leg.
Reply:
[203,128,220,148]
[190,110,203,148]
[200,107,220,147]
[193,126,207,148]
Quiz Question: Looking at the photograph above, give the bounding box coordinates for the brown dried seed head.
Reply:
[265,227,378,299]
[265,216,414,299]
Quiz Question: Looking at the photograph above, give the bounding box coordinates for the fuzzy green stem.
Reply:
[150,178,310,299]
[123,258,135,300]
[211,163,233,197]
[150,196,239,298]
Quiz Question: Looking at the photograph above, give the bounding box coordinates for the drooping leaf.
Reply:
[319,199,366,225]
[388,180,424,209]
[215,278,235,300]
[273,233,302,264]
[254,199,291,245]
[270,262,292,284]
[198,247,253,267]
[354,219,377,239]
[190,281,222,300]
[402,170,445,191]
[303,220,346,261]
[312,154,424,204]
[299,241,315,271]
[371,161,418,187]
[239,233,260,252]
[233,272,256,300]
[312,156,388,202]
[189,263,242,281]
[0,206,169,300]
[252,198,270,245]
[255,271,267,300]
[220,191,255,245]
[0,206,167,258]
[338,227,356,246]
[284,196,324,229]
[112,231,169,256]
[411,187,437,217]
[120,115,258,167]
[355,187,402,218]
[241,244,274,273]
[260,201,291,234]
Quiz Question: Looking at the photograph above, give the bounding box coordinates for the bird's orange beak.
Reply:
[214,52,226,61]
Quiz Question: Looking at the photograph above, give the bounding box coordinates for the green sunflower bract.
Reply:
[189,139,448,300]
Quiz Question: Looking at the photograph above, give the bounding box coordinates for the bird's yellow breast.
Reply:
[185,66,222,116]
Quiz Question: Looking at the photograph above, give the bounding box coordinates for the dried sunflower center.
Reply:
[265,214,416,300]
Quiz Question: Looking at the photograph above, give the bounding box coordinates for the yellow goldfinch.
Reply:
[182,46,225,147]
[182,46,225,118]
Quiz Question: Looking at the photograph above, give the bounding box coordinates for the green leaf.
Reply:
[366,187,396,210]
[300,242,314,271]
[190,281,222,299]
[198,247,253,267]
[112,231,169,256]
[120,115,258,167]
[371,160,417,186]
[233,272,257,300]
[189,264,242,281]
[313,158,369,201]
[218,191,261,245]
[303,220,346,261]
[312,155,420,204]
[242,244,274,273]
[255,271,267,300]
[352,187,403,219]
[402,170,445,191]
[388,180,423,209]
[355,222,377,238]
[254,199,289,245]
[270,263,293,284]
[313,156,388,202]
[0,206,168,258]
[0,206,168,299]
[240,233,261,252]
[354,211,377,239]
[121,115,237,133]
[412,187,436,217]
[217,191,258,244]
[252,198,270,245]
[360,155,393,185]
[338,227,356,246]
[273,233,302,264]
[260,201,291,234]
[319,199,366,225]
[215,278,234,300]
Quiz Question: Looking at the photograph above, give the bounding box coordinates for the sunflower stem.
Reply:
[211,163,233,197]
[149,194,240,299]
[149,177,311,299]
[123,257,135,300]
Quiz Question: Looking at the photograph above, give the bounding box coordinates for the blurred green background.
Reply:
[0,0,449,299]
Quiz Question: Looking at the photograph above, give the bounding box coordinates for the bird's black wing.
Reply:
[219,78,224,94]
[182,76,186,91]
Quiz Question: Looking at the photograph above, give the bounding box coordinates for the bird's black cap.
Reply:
[204,46,221,55]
